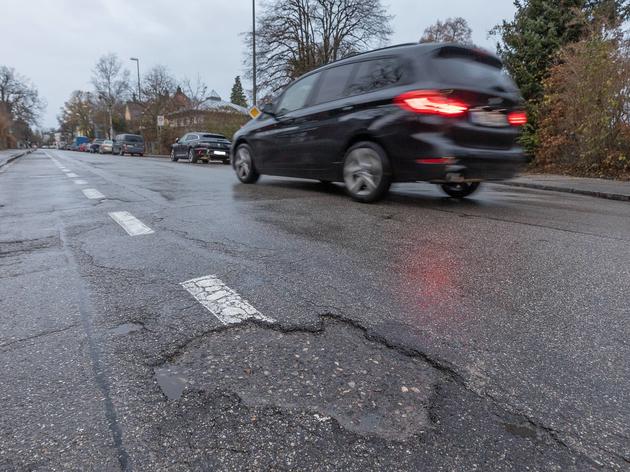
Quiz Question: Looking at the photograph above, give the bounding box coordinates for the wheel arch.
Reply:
[337,132,395,180]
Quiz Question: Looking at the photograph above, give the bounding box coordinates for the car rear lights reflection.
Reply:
[416,158,456,165]
[395,91,469,117]
[508,111,527,126]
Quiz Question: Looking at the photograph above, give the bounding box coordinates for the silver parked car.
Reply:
[99,139,114,154]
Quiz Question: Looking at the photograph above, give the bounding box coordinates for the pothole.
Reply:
[154,317,441,441]
[110,322,144,336]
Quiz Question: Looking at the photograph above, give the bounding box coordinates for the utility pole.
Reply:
[252,0,257,106]
[130,57,141,101]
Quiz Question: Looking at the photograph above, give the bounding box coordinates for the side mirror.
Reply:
[261,102,275,116]
[175,137,180,143]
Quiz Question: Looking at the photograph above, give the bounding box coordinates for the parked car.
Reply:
[99,139,114,154]
[78,142,90,152]
[112,134,145,156]
[89,139,104,153]
[231,43,527,202]
[170,132,231,164]
[68,143,79,151]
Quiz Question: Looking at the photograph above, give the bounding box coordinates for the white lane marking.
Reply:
[66,172,78,178]
[180,275,275,325]
[82,188,105,199]
[74,179,88,185]
[108,211,154,236]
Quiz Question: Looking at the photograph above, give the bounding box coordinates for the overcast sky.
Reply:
[1,0,516,128]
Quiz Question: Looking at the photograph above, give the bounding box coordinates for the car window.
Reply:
[347,57,403,95]
[189,134,198,141]
[311,64,355,105]
[125,135,143,143]
[276,73,319,115]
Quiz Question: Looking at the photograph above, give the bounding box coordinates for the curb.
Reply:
[495,181,630,202]
[0,149,31,170]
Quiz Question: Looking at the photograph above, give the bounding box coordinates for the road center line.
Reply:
[74,179,88,185]
[82,188,106,199]
[108,211,155,236]
[180,275,275,325]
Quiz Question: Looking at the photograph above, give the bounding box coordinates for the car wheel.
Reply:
[233,144,260,184]
[139,153,144,157]
[440,182,480,198]
[222,159,230,165]
[189,148,198,163]
[170,150,178,162]
[343,141,391,203]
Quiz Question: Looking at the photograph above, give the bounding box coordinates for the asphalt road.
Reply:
[1,149,629,471]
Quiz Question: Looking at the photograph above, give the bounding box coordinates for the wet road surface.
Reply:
[1,150,629,471]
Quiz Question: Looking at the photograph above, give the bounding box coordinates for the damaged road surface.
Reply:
[1,150,629,471]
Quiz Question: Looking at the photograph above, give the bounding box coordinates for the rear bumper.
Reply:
[202,148,230,159]
[388,131,526,182]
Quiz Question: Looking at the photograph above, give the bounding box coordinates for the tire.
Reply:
[440,182,481,198]
[139,153,143,157]
[342,141,391,203]
[170,149,178,162]
[189,148,198,164]
[233,143,260,183]
[222,159,230,165]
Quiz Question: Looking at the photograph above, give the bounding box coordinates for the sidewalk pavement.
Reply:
[497,174,630,202]
[0,149,31,169]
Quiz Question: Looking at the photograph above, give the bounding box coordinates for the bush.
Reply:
[536,32,630,179]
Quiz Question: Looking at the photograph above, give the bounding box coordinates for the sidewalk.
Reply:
[0,149,31,169]
[497,174,630,202]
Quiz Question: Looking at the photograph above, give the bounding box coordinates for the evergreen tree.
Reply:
[230,76,248,108]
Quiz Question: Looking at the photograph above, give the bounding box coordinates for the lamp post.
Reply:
[252,0,257,106]
[130,57,141,101]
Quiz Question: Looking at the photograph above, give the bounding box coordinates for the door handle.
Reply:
[341,104,355,112]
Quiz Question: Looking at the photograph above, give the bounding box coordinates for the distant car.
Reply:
[170,132,231,164]
[68,143,79,151]
[112,134,145,156]
[99,140,114,154]
[232,43,527,202]
[89,139,104,153]
[78,143,90,152]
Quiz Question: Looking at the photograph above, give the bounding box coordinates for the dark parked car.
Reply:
[113,134,145,156]
[171,132,231,164]
[231,43,528,202]
[89,139,104,153]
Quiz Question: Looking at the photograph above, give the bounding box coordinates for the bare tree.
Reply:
[91,53,130,138]
[420,17,473,45]
[244,0,392,98]
[181,74,209,109]
[0,66,44,129]
[57,90,96,138]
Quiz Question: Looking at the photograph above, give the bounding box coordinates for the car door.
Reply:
[309,57,405,180]
[259,72,320,174]
[176,134,189,157]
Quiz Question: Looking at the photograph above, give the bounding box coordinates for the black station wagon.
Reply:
[231,43,528,202]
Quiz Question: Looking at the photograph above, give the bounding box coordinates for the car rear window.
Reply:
[201,134,227,140]
[125,135,143,142]
[432,57,518,92]
[346,58,403,96]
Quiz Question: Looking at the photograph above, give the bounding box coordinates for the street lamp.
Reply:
[252,0,257,106]
[130,57,141,101]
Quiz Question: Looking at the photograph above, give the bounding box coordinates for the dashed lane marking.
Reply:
[66,172,78,178]
[82,188,105,199]
[180,275,275,325]
[74,179,88,185]
[108,211,154,236]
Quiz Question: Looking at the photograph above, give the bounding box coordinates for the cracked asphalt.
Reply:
[1,150,629,471]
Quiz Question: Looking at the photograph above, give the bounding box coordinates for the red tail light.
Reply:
[508,111,527,126]
[395,90,469,117]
